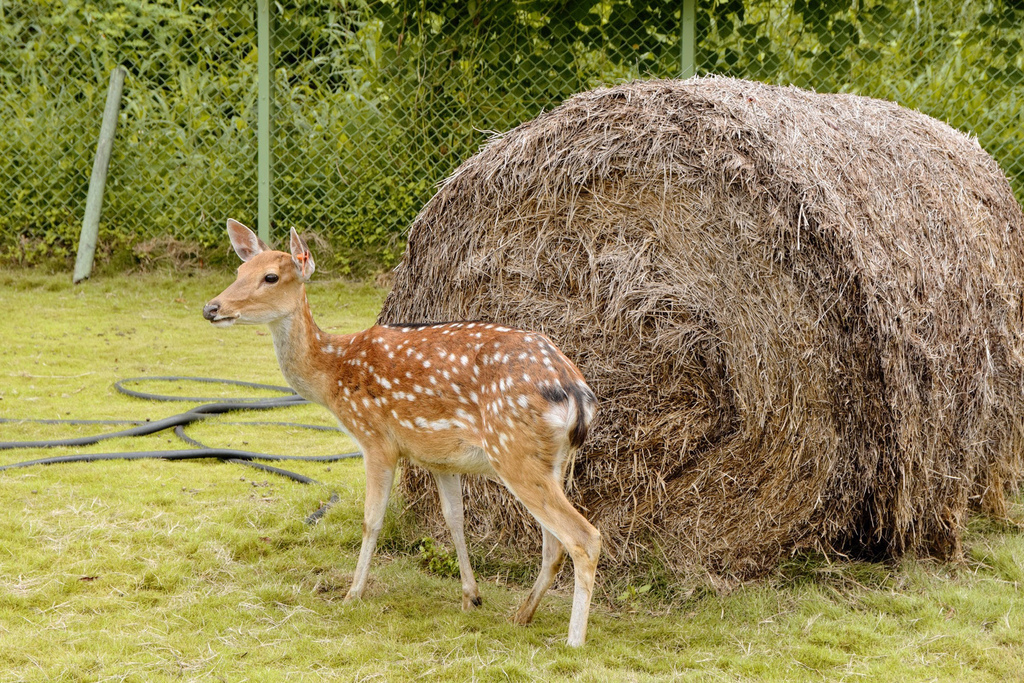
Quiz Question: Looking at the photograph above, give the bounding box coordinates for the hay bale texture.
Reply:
[377,77,1024,581]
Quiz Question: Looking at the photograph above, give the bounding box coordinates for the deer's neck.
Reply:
[267,287,345,406]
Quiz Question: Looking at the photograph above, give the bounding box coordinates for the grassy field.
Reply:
[1,267,1022,682]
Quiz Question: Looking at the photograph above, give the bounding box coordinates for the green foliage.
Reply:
[0,0,260,263]
[415,536,461,578]
[695,1,1024,199]
[0,1,1021,273]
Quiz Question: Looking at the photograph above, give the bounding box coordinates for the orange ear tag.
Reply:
[296,252,310,277]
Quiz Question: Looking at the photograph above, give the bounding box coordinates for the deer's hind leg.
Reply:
[513,527,565,625]
[490,448,601,648]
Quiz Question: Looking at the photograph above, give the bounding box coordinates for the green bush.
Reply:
[1,0,1021,273]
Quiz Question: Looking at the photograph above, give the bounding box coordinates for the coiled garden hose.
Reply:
[0,377,362,524]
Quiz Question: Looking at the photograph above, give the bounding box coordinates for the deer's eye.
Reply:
[264,273,279,284]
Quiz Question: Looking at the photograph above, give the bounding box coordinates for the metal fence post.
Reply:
[73,66,127,284]
[680,0,696,79]
[257,0,273,244]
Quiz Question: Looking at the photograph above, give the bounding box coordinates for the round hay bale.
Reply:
[378,76,1024,582]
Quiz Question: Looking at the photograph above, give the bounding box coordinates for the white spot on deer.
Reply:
[416,417,453,431]
[378,377,392,389]
[423,360,432,369]
[518,395,530,408]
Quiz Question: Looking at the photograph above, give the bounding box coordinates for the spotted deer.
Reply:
[203,219,601,646]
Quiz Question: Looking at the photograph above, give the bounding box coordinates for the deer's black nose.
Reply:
[203,302,220,321]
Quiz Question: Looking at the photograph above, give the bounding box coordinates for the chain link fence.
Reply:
[2,1,1022,273]
[0,1,259,265]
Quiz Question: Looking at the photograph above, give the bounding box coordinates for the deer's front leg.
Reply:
[433,472,482,609]
[345,451,396,601]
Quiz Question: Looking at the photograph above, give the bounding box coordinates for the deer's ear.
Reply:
[226,219,268,262]
[290,227,316,281]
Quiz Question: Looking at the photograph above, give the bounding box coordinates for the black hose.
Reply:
[0,377,363,524]
[113,376,302,402]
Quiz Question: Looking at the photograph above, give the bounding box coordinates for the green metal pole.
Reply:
[74,66,127,284]
[257,0,272,244]
[681,0,696,79]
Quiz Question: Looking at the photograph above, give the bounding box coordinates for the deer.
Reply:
[202,219,601,647]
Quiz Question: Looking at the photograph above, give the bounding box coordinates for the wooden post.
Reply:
[680,0,696,79]
[257,0,273,245]
[73,66,127,284]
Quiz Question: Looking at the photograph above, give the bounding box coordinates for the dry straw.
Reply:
[378,77,1024,583]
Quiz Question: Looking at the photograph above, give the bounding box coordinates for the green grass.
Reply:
[1,267,1022,682]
